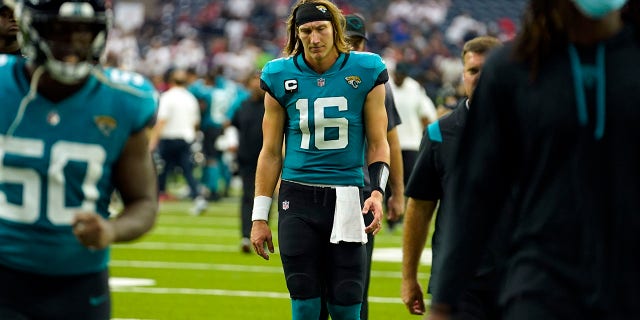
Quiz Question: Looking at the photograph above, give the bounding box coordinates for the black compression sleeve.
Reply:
[368,161,390,195]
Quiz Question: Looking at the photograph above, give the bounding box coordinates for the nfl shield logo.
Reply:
[282,200,290,211]
[47,111,60,126]
[317,78,325,87]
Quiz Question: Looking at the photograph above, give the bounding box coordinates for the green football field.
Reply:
[110,196,433,319]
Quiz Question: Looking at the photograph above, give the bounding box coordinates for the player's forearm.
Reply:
[401,198,435,280]
[364,84,390,165]
[254,151,282,197]
[111,130,158,243]
[111,198,158,243]
[387,128,404,195]
[366,137,390,166]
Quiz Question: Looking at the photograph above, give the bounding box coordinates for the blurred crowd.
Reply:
[104,0,523,107]
[127,0,525,215]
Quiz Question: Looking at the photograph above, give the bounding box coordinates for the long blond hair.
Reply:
[282,0,349,57]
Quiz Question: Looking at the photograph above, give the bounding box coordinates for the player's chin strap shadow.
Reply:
[6,65,45,137]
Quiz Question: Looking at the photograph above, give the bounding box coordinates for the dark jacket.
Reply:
[432,26,640,317]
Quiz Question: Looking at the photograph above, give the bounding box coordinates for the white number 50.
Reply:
[0,136,106,225]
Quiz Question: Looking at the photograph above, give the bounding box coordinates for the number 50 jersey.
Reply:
[0,55,158,275]
[260,52,388,186]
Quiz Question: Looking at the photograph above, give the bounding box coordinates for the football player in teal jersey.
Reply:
[250,1,390,319]
[187,69,224,201]
[188,67,249,201]
[0,1,158,319]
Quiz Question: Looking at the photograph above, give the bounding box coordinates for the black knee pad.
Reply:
[286,273,319,299]
[332,280,363,305]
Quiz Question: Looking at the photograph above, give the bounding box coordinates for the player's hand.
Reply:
[72,212,116,250]
[363,190,384,235]
[386,193,405,222]
[401,278,425,315]
[251,220,274,260]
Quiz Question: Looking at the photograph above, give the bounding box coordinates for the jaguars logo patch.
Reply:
[95,116,117,137]
[316,5,327,13]
[345,76,362,89]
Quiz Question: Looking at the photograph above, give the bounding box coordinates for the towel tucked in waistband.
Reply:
[329,186,367,244]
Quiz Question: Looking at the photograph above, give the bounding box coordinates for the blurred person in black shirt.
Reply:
[401,36,502,320]
[230,71,267,253]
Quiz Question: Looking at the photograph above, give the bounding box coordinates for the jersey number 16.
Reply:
[296,97,349,150]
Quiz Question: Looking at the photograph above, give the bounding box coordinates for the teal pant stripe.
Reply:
[327,303,361,320]
[291,297,321,320]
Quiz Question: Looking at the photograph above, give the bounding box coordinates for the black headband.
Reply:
[295,3,333,27]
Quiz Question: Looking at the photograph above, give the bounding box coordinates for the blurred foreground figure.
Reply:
[429,1,640,319]
[0,1,158,319]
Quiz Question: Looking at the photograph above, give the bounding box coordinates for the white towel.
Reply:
[330,186,368,244]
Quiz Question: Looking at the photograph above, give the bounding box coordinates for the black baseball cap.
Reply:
[345,14,367,41]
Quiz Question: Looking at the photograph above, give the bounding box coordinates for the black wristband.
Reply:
[368,161,390,196]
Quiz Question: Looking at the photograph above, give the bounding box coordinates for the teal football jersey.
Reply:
[188,79,217,129]
[189,78,249,128]
[261,52,387,186]
[0,55,158,275]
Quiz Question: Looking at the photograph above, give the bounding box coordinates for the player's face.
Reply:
[347,36,365,52]
[37,20,101,63]
[0,7,18,38]
[462,51,486,102]
[298,20,335,63]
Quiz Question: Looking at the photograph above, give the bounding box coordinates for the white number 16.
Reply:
[295,97,349,150]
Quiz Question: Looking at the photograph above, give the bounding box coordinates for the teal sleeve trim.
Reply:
[427,120,442,143]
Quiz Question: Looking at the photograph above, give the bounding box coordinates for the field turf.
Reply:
[110,196,432,319]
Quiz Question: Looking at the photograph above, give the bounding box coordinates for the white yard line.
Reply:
[112,242,252,252]
[111,286,423,305]
[110,260,284,273]
[113,242,432,265]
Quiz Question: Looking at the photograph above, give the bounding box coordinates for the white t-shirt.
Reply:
[157,86,200,143]
[389,76,437,151]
